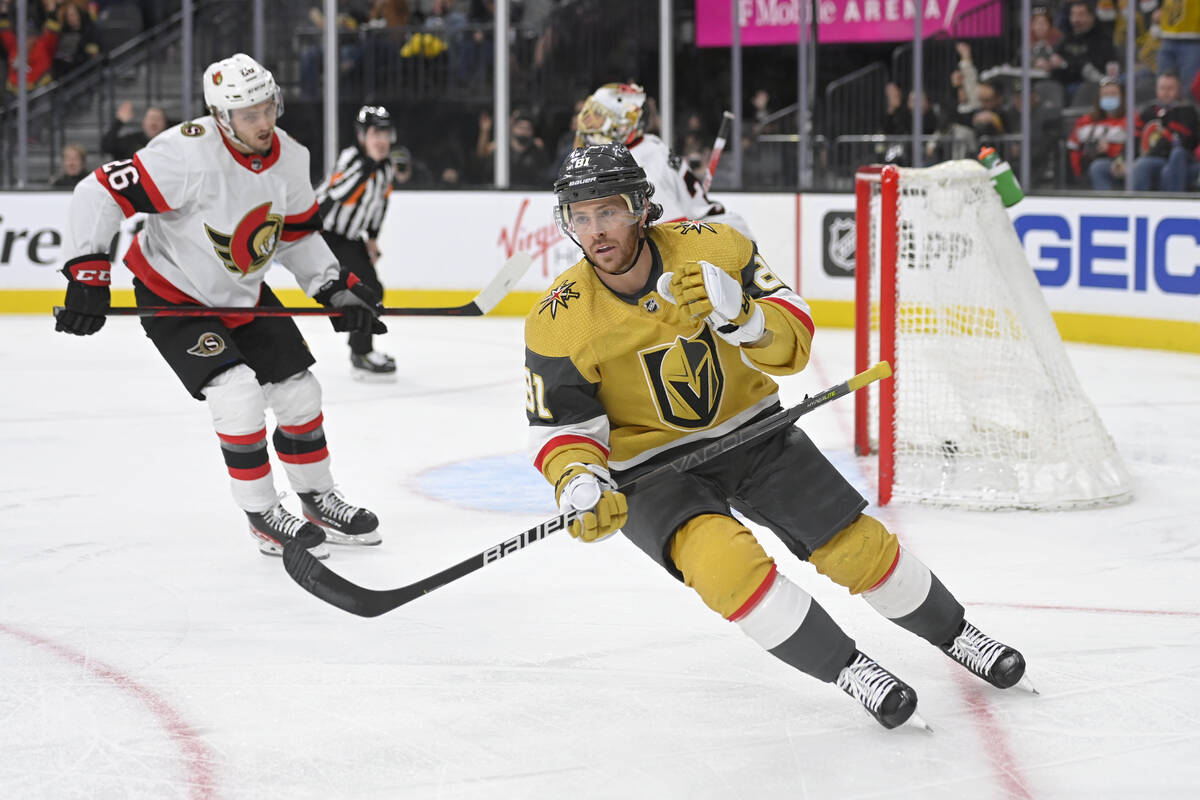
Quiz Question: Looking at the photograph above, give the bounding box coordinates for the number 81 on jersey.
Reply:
[525,368,552,419]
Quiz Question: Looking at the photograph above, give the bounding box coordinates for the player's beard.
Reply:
[585,230,640,275]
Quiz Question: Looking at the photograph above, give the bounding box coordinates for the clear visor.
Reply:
[564,197,641,235]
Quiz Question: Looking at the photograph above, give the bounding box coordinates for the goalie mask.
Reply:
[553,143,661,273]
[202,53,284,150]
[574,83,647,148]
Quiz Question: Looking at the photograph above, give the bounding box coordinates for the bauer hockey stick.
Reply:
[702,111,735,193]
[52,252,533,320]
[282,360,894,618]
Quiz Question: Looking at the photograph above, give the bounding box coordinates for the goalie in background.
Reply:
[525,143,1032,730]
[572,82,754,239]
[316,104,399,379]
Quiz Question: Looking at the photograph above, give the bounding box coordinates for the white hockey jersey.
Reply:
[628,133,715,225]
[627,133,754,239]
[62,116,338,310]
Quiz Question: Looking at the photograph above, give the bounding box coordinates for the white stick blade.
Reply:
[474,252,533,315]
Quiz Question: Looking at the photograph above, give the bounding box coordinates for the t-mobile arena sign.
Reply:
[695,0,1002,46]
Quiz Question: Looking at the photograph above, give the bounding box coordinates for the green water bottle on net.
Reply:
[978,146,1024,207]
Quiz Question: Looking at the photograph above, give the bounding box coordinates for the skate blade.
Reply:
[906,711,934,732]
[322,529,383,546]
[1015,674,1039,695]
[350,369,398,384]
[259,541,330,560]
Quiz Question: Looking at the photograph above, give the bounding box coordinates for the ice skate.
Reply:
[298,487,382,546]
[247,500,329,560]
[350,351,397,382]
[940,620,1035,692]
[836,651,928,730]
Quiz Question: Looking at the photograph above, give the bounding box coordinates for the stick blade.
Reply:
[471,251,533,315]
[282,541,388,617]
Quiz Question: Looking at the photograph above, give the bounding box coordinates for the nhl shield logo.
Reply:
[643,297,659,313]
[822,211,856,277]
[187,332,227,357]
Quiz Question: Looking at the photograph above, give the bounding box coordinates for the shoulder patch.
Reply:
[668,151,683,170]
[538,278,582,319]
[672,220,718,235]
[180,121,206,137]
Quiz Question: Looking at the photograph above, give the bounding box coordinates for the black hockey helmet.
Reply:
[553,144,660,237]
[355,104,396,142]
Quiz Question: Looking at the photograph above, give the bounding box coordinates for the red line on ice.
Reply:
[806,354,1034,799]
[0,621,218,800]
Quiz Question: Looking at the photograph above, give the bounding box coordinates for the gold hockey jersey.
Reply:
[525,221,815,482]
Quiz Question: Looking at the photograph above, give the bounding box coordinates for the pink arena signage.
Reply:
[695,0,1002,46]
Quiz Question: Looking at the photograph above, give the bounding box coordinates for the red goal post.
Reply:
[852,162,1132,510]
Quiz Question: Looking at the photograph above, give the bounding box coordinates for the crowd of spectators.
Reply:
[869,0,1200,192]
[9,0,1200,193]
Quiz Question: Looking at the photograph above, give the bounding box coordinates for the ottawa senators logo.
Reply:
[212,71,223,85]
[639,325,724,430]
[187,332,227,357]
[205,203,284,276]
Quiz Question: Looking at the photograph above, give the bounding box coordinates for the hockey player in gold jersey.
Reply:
[525,144,1032,729]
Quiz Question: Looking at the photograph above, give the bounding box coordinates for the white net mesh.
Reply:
[863,161,1132,510]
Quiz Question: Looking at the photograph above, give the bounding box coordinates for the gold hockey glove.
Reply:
[555,462,628,543]
[657,260,766,346]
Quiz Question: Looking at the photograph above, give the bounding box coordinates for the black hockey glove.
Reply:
[314,270,387,335]
[54,256,112,336]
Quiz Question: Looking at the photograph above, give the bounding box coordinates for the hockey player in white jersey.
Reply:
[573,82,753,239]
[53,53,383,560]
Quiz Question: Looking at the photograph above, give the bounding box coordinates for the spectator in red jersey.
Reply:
[1132,70,1200,191]
[0,0,61,92]
[1067,77,1128,189]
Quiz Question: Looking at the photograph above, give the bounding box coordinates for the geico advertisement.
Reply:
[3,190,1195,324]
[801,192,1200,323]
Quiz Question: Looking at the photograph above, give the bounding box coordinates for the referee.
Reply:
[316,105,398,379]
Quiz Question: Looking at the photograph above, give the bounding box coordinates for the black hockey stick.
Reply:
[703,110,735,193]
[282,361,893,617]
[52,252,533,320]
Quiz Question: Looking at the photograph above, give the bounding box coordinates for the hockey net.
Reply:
[853,161,1132,510]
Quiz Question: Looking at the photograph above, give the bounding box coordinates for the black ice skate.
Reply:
[836,651,928,730]
[247,501,329,560]
[350,351,397,382]
[298,488,382,546]
[940,619,1034,692]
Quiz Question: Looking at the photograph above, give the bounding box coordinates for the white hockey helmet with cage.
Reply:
[202,53,283,148]
[574,83,647,148]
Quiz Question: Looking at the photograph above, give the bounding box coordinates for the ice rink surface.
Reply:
[2,312,1197,800]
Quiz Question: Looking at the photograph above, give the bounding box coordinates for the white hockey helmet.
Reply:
[202,53,283,146]
[574,83,647,148]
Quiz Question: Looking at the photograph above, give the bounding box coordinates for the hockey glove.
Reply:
[657,260,765,346]
[314,270,388,335]
[555,462,628,544]
[55,258,111,336]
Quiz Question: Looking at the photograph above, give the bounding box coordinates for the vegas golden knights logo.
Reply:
[187,332,227,357]
[205,202,284,276]
[640,325,724,429]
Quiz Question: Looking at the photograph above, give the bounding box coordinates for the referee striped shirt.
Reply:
[316,146,395,241]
